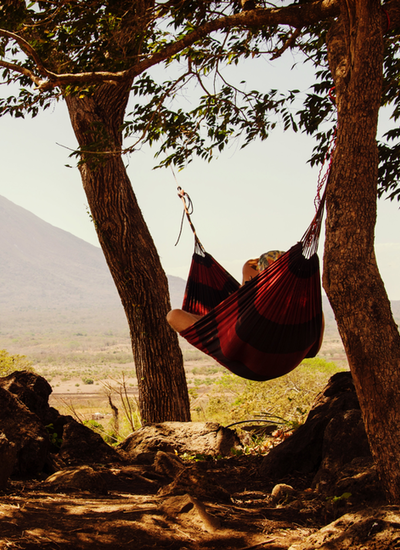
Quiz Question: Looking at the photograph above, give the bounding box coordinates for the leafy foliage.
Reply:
[45,423,63,449]
[192,357,343,426]
[0,1,400,195]
[126,72,300,167]
[0,349,34,377]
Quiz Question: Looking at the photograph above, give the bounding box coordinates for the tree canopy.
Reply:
[0,0,399,198]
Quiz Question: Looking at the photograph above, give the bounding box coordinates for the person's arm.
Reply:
[242,258,259,285]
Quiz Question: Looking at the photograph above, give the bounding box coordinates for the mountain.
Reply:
[0,195,186,312]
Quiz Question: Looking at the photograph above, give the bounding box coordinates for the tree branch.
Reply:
[0,59,44,87]
[0,0,360,92]
[5,0,399,93]
[0,27,131,89]
[271,28,302,60]
[0,28,57,80]
[127,0,341,79]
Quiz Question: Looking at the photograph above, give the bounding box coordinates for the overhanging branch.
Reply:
[7,0,392,93]
[0,59,43,87]
[0,28,57,81]
[127,0,341,79]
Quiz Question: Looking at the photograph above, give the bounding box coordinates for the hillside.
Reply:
[0,194,186,312]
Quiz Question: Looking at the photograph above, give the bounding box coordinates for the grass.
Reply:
[189,357,344,426]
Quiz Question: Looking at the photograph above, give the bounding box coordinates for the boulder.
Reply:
[0,432,17,489]
[0,370,63,451]
[59,416,122,466]
[288,506,400,550]
[0,385,49,476]
[44,465,107,494]
[260,372,361,480]
[0,370,52,423]
[119,422,240,461]
[0,371,122,475]
[312,409,372,494]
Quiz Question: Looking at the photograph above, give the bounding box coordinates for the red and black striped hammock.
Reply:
[177,189,325,382]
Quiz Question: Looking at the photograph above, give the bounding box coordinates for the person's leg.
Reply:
[166,309,203,333]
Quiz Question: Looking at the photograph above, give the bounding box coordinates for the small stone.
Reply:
[271,483,296,503]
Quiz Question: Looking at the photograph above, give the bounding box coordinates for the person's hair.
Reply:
[258,250,285,271]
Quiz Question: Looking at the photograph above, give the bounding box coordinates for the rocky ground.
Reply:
[0,371,399,550]
[2,459,396,550]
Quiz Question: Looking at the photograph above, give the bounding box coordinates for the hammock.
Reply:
[182,245,240,315]
[176,187,326,382]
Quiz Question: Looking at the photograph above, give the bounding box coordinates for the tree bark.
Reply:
[324,0,400,502]
[65,80,190,423]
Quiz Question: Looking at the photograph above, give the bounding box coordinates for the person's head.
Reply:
[258,250,285,272]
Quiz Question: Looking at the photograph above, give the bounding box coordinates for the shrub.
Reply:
[192,358,345,426]
[84,419,105,435]
[0,349,34,377]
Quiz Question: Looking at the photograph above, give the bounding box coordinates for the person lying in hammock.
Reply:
[166,250,285,334]
[245,249,325,357]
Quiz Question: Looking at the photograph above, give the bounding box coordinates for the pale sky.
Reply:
[1,55,400,299]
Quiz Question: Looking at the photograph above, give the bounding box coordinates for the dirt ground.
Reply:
[1,451,398,550]
[0,456,330,550]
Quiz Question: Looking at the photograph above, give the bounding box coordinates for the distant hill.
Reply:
[0,195,186,312]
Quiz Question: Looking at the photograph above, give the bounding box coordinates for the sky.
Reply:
[1,55,400,300]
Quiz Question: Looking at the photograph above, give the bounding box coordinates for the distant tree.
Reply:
[1,0,400,504]
[0,349,34,377]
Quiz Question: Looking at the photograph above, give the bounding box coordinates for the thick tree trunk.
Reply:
[65,81,190,423]
[324,0,400,502]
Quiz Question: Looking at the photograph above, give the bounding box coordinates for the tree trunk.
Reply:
[324,0,400,502]
[65,81,190,423]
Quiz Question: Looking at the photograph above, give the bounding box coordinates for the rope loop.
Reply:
[175,187,205,252]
